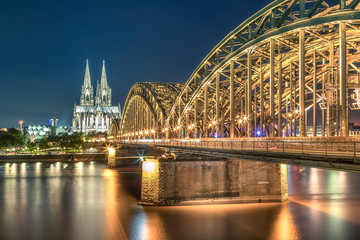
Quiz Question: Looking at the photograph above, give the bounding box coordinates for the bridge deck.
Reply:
[118,139,360,173]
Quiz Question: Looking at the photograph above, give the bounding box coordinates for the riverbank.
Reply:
[0,153,107,162]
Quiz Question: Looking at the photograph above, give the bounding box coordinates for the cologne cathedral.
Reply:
[72,60,121,134]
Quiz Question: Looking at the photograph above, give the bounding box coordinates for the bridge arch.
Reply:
[122,0,360,140]
[109,118,121,139]
[120,82,183,139]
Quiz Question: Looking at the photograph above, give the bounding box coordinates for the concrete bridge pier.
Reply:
[140,156,288,206]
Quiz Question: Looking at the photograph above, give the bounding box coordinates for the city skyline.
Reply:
[0,0,265,128]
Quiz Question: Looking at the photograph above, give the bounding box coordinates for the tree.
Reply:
[0,128,25,151]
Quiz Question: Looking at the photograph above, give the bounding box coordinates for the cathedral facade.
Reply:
[72,60,121,134]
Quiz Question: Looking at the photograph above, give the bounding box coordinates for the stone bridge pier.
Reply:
[140,155,288,206]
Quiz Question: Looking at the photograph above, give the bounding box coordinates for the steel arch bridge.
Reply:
[118,0,360,141]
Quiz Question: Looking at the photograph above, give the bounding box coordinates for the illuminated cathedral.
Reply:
[72,60,121,134]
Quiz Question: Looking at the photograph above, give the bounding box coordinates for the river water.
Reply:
[0,161,360,240]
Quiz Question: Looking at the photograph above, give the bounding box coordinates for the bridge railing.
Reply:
[124,139,360,163]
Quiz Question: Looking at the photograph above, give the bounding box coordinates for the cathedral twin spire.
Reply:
[80,59,112,107]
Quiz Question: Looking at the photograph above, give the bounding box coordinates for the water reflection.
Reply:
[1,162,360,239]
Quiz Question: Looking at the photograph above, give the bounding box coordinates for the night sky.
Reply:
[0,0,264,128]
[1,0,358,128]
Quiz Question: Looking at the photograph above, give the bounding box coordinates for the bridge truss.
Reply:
[118,0,360,140]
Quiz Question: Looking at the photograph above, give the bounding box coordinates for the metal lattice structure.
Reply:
[120,82,183,138]
[120,0,360,140]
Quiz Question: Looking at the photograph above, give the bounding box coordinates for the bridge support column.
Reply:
[178,105,182,138]
[270,38,275,137]
[299,29,306,137]
[216,72,220,138]
[195,98,199,138]
[204,84,208,138]
[327,40,335,137]
[186,110,189,138]
[289,62,293,136]
[313,52,317,137]
[247,52,253,137]
[140,157,288,206]
[230,60,235,138]
[339,22,348,137]
[260,58,264,136]
[278,60,282,137]
[107,147,116,168]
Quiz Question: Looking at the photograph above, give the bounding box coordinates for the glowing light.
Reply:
[151,129,155,133]
[140,131,143,135]
[191,124,195,128]
[212,121,216,125]
[108,147,115,155]
[243,116,247,121]
[143,161,156,173]
[102,169,113,177]
[288,113,292,117]
[295,109,299,114]
[257,130,261,136]
[145,130,149,135]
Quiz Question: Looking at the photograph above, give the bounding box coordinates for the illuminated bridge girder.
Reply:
[120,82,183,139]
[121,0,360,140]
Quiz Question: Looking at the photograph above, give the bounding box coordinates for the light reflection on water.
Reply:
[0,162,360,239]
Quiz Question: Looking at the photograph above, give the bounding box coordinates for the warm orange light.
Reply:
[108,147,115,155]
[102,169,113,177]
[143,161,156,173]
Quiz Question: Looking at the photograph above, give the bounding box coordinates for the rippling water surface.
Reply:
[0,161,360,240]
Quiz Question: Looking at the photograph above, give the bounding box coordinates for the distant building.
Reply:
[72,60,121,134]
[24,118,71,142]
